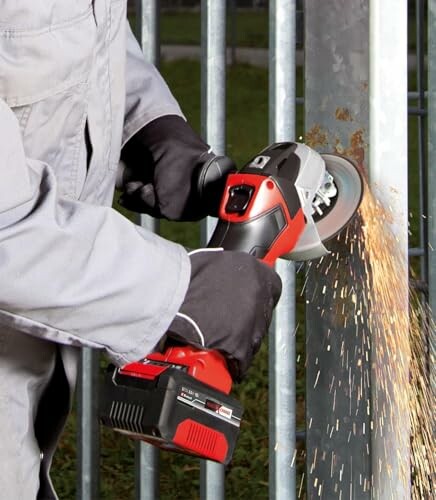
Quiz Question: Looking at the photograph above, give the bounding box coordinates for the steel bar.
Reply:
[369,1,410,497]
[135,442,159,500]
[200,0,227,155]
[416,0,429,286]
[135,1,161,498]
[136,0,160,67]
[77,348,100,500]
[199,1,227,498]
[409,107,428,116]
[268,263,297,500]
[428,0,436,395]
[304,2,372,498]
[409,90,428,99]
[409,247,426,257]
[269,1,297,499]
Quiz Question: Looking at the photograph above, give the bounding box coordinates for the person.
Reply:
[0,2,281,498]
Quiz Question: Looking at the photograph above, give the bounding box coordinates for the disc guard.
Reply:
[286,154,364,261]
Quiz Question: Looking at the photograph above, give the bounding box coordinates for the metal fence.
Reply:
[76,1,433,498]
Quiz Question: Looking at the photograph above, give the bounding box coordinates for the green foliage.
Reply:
[160,10,269,48]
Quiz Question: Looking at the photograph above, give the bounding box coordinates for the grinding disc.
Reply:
[315,153,364,244]
[286,153,364,261]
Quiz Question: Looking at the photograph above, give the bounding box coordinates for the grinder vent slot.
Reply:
[109,401,144,434]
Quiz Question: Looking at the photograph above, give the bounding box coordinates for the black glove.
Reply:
[119,115,235,221]
[165,249,282,382]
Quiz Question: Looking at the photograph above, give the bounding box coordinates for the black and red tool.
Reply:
[100,142,364,465]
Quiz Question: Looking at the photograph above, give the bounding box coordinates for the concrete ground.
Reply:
[161,44,423,71]
[161,45,302,67]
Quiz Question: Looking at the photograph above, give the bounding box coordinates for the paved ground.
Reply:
[161,45,303,67]
[161,44,423,71]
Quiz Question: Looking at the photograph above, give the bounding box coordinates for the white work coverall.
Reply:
[0,1,191,498]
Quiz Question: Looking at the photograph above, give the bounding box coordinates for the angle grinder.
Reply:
[100,142,364,465]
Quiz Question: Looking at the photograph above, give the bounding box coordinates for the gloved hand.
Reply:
[119,115,235,221]
[164,248,282,382]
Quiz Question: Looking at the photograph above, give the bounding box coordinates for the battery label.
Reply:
[180,386,200,401]
[218,405,233,419]
[177,387,240,427]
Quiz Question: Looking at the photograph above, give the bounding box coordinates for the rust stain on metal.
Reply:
[305,124,328,148]
[348,129,365,167]
[333,129,366,171]
[334,138,344,155]
[305,124,367,176]
[335,107,353,122]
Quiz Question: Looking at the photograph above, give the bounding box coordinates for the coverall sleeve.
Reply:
[0,99,191,366]
[122,23,184,145]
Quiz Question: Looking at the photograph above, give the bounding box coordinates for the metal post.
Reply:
[428,0,436,395]
[77,348,100,500]
[135,443,159,500]
[415,0,428,286]
[135,1,160,498]
[268,1,297,499]
[304,2,372,498]
[200,0,226,156]
[369,1,410,497]
[305,1,410,497]
[200,1,227,498]
[136,0,160,67]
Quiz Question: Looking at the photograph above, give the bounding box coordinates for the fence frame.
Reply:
[75,2,432,498]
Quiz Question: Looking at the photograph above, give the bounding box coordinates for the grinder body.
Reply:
[100,142,363,465]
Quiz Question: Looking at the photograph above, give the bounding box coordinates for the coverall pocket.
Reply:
[0,5,98,199]
[0,5,97,107]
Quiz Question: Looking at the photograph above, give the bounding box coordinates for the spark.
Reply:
[305,181,435,497]
[298,473,305,498]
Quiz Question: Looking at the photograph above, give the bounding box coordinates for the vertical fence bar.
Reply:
[304,2,372,498]
[136,0,160,67]
[268,1,297,499]
[200,0,227,155]
[77,348,100,499]
[415,0,429,285]
[200,0,227,242]
[428,0,436,395]
[135,443,159,500]
[134,1,160,498]
[200,1,227,498]
[369,1,410,497]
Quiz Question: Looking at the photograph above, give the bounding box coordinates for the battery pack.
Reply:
[100,359,243,465]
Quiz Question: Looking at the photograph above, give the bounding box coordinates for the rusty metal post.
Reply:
[305,1,410,497]
[304,2,372,498]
